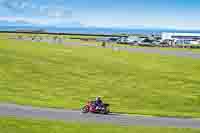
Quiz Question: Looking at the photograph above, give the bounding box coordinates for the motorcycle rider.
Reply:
[95,96,103,110]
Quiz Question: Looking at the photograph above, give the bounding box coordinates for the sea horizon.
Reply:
[1,25,200,35]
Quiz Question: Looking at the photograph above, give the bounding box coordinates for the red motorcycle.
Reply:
[81,101,110,114]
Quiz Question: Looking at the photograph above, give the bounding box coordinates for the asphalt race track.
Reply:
[0,103,200,129]
[83,44,200,59]
[117,47,200,59]
[62,42,200,59]
[14,38,200,59]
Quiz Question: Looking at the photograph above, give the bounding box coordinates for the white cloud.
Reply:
[39,6,72,18]
[0,16,51,25]
[0,16,83,27]
[2,0,72,19]
[2,0,32,12]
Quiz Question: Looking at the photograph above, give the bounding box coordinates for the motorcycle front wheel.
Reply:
[101,108,110,114]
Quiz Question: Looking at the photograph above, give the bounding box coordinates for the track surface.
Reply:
[62,41,200,59]
[15,38,200,59]
[114,47,200,59]
[0,103,200,129]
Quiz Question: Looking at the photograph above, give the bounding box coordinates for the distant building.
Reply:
[96,37,120,42]
[117,36,147,44]
[162,32,200,45]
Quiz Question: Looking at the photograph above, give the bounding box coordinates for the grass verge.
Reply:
[0,39,200,117]
[0,117,199,133]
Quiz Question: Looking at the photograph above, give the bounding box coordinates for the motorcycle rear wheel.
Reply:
[81,106,89,113]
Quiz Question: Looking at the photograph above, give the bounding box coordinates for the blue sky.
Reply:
[0,0,200,29]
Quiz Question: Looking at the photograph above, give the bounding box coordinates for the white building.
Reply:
[162,32,200,44]
[118,36,147,44]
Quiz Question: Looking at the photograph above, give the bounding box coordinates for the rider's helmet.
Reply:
[96,96,101,101]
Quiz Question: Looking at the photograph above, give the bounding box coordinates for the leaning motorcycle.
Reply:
[81,101,110,114]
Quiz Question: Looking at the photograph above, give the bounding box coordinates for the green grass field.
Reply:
[0,117,199,133]
[64,38,102,45]
[0,33,103,39]
[0,39,200,117]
